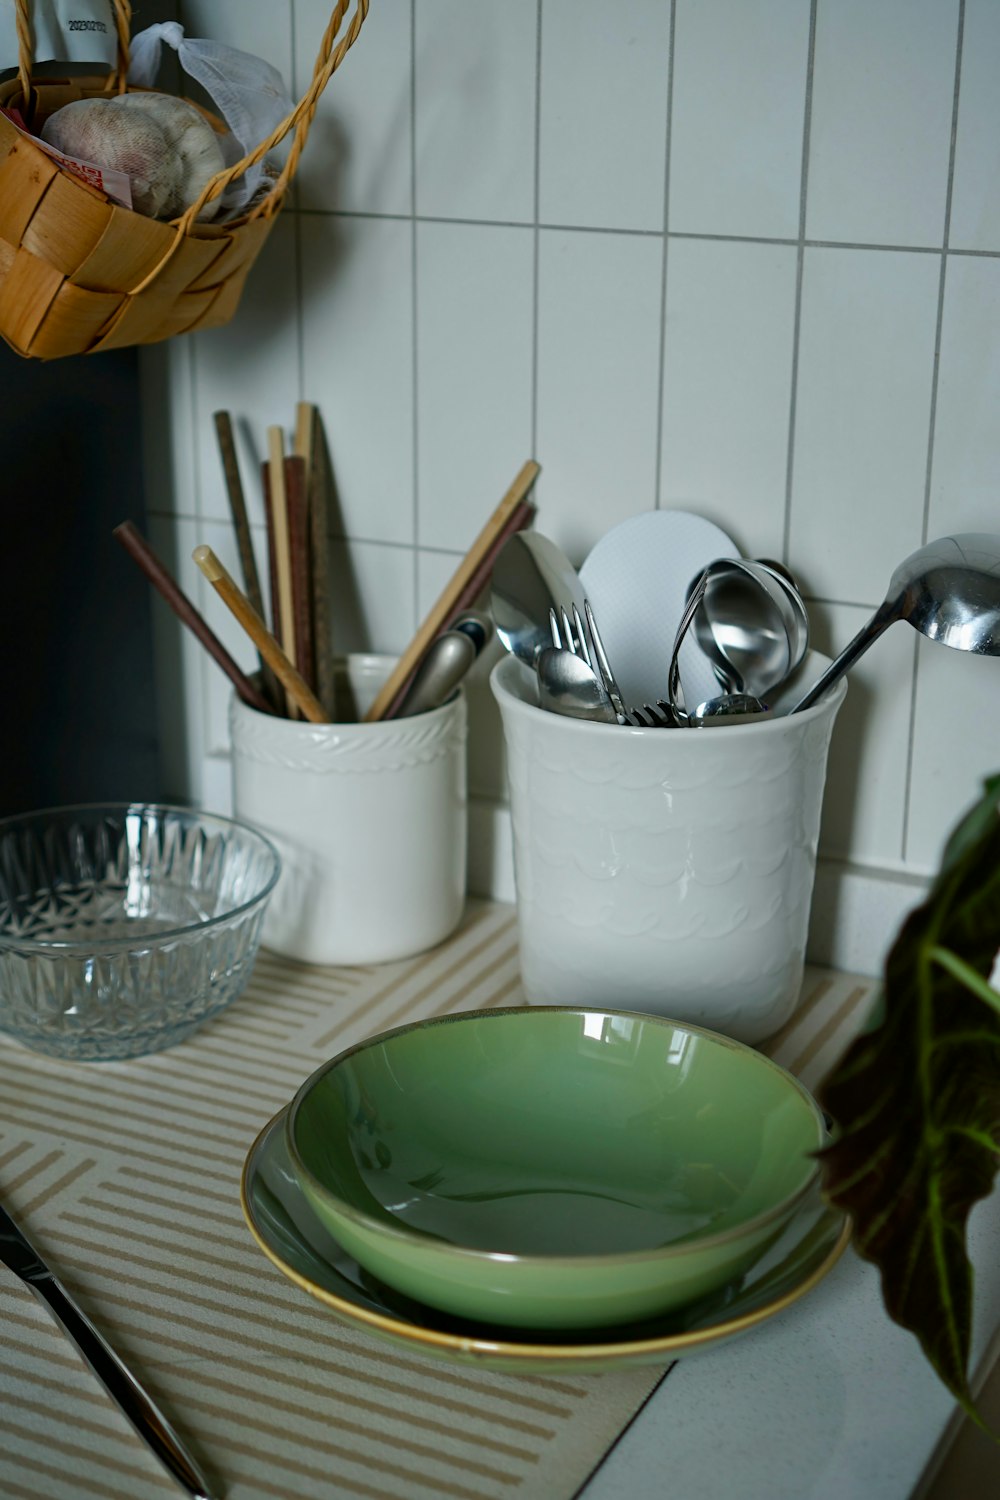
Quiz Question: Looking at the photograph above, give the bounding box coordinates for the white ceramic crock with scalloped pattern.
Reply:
[491,652,846,1044]
[230,655,467,966]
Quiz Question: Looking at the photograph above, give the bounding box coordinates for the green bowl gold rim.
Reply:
[284,1005,828,1271]
[240,1107,852,1364]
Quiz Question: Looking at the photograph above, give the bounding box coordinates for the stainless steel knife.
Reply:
[0,1199,220,1500]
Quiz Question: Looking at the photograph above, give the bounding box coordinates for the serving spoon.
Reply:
[536,648,618,723]
[790,532,1000,713]
[491,531,587,665]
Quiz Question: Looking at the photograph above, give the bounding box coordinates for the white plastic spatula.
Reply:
[579,510,741,710]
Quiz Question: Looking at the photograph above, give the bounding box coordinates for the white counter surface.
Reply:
[584,1178,1000,1499]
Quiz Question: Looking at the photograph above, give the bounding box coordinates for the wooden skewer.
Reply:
[364,459,542,723]
[113,522,273,715]
[192,546,329,725]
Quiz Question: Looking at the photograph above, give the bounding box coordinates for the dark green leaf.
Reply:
[817,776,1000,1420]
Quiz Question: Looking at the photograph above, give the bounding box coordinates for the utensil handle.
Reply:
[789,602,897,713]
[27,1272,218,1500]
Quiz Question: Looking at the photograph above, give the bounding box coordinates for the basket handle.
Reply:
[15,0,131,105]
[126,0,368,298]
[178,0,369,231]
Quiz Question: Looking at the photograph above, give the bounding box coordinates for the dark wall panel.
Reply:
[0,342,163,813]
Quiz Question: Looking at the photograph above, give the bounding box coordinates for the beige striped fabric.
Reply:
[0,900,877,1500]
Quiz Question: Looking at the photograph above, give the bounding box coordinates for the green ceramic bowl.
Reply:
[285,1007,826,1329]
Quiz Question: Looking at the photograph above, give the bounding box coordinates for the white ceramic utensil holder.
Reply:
[230,655,468,966]
[491,652,846,1044]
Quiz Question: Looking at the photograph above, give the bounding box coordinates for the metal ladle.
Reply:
[790,532,1000,713]
[692,558,808,700]
[669,565,769,724]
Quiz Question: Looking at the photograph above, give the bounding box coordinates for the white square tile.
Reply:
[415,0,537,223]
[950,0,1000,252]
[139,339,196,520]
[929,257,1000,537]
[190,216,301,529]
[294,0,412,215]
[416,221,534,550]
[660,238,798,559]
[669,0,810,240]
[328,539,417,656]
[806,0,959,246]
[300,214,415,545]
[538,0,671,231]
[535,229,664,559]
[179,1,293,85]
[789,248,939,604]
[906,638,1000,870]
[810,601,915,867]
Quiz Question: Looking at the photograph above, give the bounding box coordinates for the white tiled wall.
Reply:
[144,0,1000,971]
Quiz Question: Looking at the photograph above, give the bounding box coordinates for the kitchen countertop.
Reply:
[1,897,998,1500]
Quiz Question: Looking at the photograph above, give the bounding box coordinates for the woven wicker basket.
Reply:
[0,0,367,359]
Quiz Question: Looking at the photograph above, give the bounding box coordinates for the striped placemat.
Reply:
[0,900,878,1500]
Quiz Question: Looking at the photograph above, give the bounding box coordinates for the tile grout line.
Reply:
[290,0,306,408]
[280,207,1000,259]
[282,209,1000,260]
[781,0,817,566]
[184,329,216,766]
[530,0,543,460]
[409,0,420,615]
[652,0,676,512]
[900,0,965,865]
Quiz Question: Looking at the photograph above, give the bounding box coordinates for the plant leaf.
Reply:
[817,775,1000,1419]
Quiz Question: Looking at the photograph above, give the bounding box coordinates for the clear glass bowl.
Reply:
[0,804,281,1060]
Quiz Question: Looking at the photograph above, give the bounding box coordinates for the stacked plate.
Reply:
[241,1008,849,1372]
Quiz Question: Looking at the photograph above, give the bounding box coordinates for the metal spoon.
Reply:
[691,558,807,699]
[691,693,772,725]
[491,531,587,665]
[536,647,618,723]
[790,532,1000,713]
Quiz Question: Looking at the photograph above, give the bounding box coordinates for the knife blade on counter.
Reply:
[0,1199,220,1500]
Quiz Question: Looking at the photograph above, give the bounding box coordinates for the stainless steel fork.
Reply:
[549,607,675,728]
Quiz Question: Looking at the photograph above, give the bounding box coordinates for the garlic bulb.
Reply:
[41,92,227,221]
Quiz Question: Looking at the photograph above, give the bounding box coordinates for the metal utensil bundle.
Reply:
[492,527,809,728]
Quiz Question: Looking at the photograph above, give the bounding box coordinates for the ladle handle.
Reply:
[789,601,898,713]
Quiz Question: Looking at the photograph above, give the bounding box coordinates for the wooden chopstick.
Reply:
[381,495,536,720]
[192,546,328,724]
[113,521,273,714]
[266,426,296,660]
[364,459,542,723]
[213,410,283,708]
[284,453,315,693]
[294,400,315,476]
[302,405,337,720]
[213,411,264,616]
